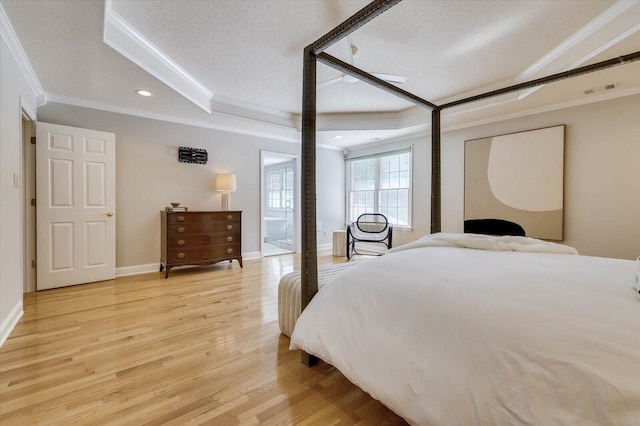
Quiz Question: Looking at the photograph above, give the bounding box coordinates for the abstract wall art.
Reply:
[464,125,565,240]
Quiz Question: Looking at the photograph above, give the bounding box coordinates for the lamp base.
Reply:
[221,192,230,210]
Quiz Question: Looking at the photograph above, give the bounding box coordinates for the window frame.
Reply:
[267,166,294,209]
[344,146,413,229]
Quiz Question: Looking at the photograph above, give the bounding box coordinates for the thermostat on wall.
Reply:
[178,146,208,164]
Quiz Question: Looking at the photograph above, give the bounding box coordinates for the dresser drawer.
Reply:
[167,233,240,248]
[167,244,240,262]
[167,212,240,224]
[168,222,239,235]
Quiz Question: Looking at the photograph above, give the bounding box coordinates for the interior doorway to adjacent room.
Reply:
[261,151,297,257]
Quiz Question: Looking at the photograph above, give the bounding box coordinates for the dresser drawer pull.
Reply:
[177,227,185,233]
[226,236,233,242]
[226,225,233,231]
[178,239,185,246]
[177,216,185,222]
[227,214,233,221]
[226,248,233,254]
[177,253,186,259]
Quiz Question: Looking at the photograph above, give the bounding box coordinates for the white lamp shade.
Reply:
[215,174,237,192]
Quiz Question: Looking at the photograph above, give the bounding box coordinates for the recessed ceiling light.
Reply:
[135,89,152,97]
[333,135,343,139]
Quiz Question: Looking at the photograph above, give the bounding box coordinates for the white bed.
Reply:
[290,233,640,425]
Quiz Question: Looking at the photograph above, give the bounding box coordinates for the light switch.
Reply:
[13,173,20,188]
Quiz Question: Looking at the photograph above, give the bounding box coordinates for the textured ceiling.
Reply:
[2,0,639,147]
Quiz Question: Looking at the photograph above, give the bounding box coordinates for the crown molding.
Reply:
[46,93,300,143]
[0,3,45,105]
[103,0,213,113]
[352,86,640,154]
[443,86,640,133]
[213,94,295,121]
[519,0,638,80]
[518,20,640,101]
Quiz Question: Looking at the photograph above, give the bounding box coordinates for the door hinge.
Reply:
[31,260,37,268]
[31,136,36,145]
[31,198,36,207]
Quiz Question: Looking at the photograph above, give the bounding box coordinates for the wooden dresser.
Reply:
[160,211,242,278]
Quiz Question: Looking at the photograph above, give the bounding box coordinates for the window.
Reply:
[346,147,412,227]
[267,166,294,209]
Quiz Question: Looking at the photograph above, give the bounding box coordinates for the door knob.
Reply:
[102,212,114,217]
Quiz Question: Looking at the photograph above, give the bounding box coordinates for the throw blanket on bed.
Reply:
[389,232,579,255]
[291,235,639,425]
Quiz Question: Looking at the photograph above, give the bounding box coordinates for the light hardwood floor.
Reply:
[0,252,407,425]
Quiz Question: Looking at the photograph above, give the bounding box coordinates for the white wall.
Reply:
[37,102,345,272]
[391,94,640,260]
[0,36,37,345]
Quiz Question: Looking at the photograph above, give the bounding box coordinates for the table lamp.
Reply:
[215,174,236,210]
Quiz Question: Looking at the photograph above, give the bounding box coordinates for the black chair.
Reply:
[346,213,393,259]
[464,218,526,237]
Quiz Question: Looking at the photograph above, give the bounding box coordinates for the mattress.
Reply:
[278,262,353,337]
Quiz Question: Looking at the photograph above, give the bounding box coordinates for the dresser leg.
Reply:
[238,258,243,268]
[165,267,170,279]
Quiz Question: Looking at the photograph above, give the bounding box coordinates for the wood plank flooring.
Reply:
[0,252,407,425]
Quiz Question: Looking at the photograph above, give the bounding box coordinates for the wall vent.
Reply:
[584,83,618,95]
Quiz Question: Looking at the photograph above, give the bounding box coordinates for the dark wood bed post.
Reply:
[300,45,319,367]
[298,0,403,367]
[431,108,441,234]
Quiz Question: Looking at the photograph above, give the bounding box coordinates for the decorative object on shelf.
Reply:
[215,174,237,211]
[166,202,188,212]
[178,146,208,164]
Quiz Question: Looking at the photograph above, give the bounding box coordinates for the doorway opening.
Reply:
[261,151,297,257]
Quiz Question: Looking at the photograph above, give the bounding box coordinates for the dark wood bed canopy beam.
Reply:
[299,0,640,366]
[317,52,438,110]
[310,0,402,55]
[441,50,640,110]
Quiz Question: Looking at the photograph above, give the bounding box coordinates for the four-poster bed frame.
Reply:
[299,0,640,366]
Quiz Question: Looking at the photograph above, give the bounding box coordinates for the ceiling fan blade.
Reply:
[317,75,344,88]
[371,73,407,84]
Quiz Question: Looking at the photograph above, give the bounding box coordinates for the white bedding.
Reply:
[290,234,640,425]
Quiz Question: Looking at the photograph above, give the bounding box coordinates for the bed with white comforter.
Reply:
[290,233,640,425]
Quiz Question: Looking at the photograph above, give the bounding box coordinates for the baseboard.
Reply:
[318,243,332,251]
[116,263,159,277]
[0,300,23,348]
[243,251,261,260]
[116,251,263,278]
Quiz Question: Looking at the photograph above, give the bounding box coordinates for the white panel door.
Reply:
[36,122,116,290]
